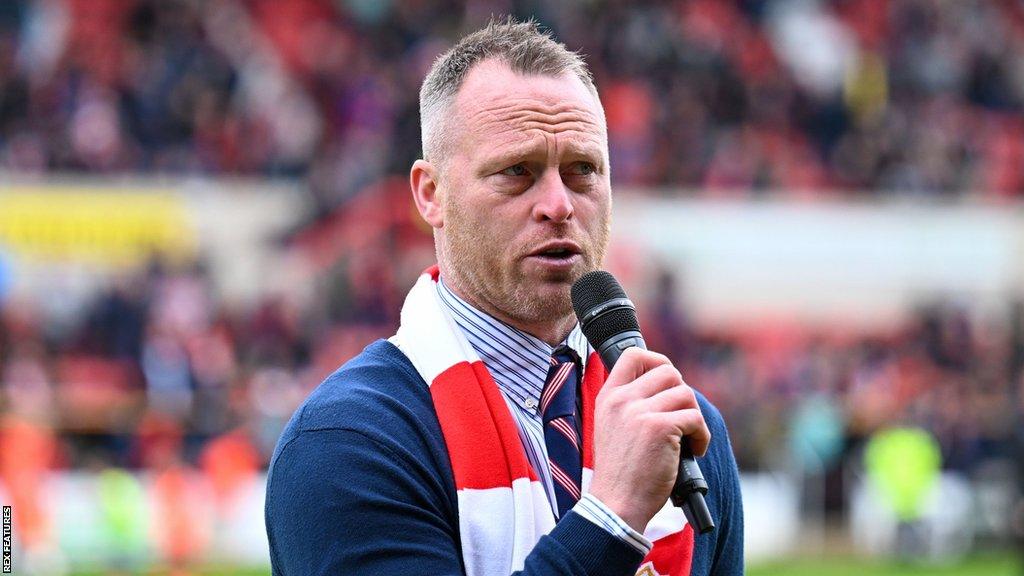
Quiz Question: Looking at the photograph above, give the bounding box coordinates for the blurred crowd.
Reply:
[2,250,1021,481]
[662,299,1024,473]
[1,0,1024,202]
[0,253,405,559]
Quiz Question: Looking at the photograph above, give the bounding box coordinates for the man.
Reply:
[265,18,743,576]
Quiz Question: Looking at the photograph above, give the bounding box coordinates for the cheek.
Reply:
[580,196,611,232]
[449,200,509,258]
[581,200,612,262]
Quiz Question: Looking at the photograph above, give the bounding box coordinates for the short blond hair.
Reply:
[419,17,597,168]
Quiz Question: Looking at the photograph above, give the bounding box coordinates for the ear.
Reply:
[411,159,444,229]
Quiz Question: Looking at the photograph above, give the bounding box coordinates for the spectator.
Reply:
[1,0,1023,197]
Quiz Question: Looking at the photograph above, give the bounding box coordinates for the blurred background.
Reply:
[0,0,1022,574]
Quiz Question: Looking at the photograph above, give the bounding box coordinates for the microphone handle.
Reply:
[596,332,716,535]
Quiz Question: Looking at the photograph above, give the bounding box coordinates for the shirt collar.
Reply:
[436,277,589,403]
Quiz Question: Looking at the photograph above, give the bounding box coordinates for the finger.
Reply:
[603,348,672,388]
[641,382,699,414]
[615,363,684,401]
[650,409,712,457]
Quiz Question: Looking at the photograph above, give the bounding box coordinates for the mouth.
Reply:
[527,241,582,266]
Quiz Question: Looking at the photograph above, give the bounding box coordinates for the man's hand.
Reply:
[587,348,711,533]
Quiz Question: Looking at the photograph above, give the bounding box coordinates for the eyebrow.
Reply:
[475,138,606,174]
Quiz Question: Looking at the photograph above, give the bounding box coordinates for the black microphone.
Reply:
[571,270,714,535]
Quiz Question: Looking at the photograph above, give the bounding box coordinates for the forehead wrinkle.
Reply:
[465,99,604,136]
[479,108,603,132]
[520,121,602,135]
[480,127,605,169]
[466,95,600,119]
[488,121,604,148]
[456,85,608,168]
[469,108,606,159]
[487,120,603,140]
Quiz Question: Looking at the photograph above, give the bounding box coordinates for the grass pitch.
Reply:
[747,552,1019,576]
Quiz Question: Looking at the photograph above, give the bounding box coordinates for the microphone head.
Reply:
[571,271,641,349]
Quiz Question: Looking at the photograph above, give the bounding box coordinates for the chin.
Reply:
[534,283,574,312]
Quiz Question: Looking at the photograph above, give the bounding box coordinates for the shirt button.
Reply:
[524,398,537,410]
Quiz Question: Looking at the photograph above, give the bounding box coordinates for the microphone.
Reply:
[571,270,714,535]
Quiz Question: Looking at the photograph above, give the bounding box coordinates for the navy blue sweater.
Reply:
[265,340,744,575]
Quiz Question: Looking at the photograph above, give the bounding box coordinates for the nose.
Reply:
[531,170,574,223]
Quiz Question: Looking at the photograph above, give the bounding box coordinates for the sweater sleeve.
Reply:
[692,396,745,576]
[265,427,646,576]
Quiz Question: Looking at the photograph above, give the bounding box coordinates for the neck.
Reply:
[442,278,576,346]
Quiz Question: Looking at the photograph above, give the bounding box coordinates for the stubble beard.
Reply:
[439,200,609,331]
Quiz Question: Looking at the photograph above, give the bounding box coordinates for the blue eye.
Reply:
[500,164,529,177]
[566,162,596,176]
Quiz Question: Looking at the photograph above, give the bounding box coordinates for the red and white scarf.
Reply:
[392,267,694,575]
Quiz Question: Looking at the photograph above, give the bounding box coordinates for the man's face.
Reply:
[435,60,612,331]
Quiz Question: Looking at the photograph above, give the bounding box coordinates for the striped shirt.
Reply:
[436,278,652,555]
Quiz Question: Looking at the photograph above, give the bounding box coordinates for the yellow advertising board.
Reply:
[0,186,196,265]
